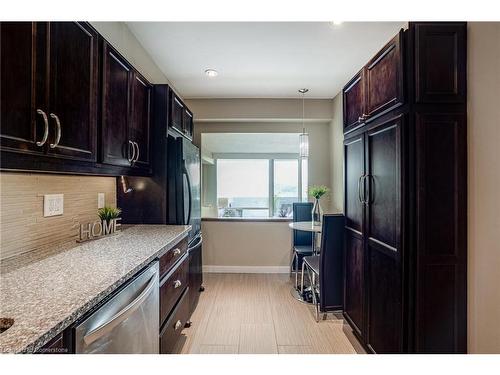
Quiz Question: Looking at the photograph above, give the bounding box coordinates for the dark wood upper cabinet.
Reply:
[1,22,98,162]
[46,22,98,161]
[343,30,404,132]
[101,42,152,171]
[414,23,466,103]
[343,70,365,131]
[168,89,194,141]
[184,108,194,140]
[130,72,152,170]
[101,43,132,167]
[170,92,184,135]
[0,22,45,156]
[364,30,404,121]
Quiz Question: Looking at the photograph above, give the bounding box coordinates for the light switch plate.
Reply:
[98,193,105,209]
[44,194,64,217]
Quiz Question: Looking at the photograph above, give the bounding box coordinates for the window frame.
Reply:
[214,153,307,218]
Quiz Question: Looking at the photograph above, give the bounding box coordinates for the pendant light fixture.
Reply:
[298,88,309,158]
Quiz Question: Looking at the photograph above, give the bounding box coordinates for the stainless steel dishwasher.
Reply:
[74,261,159,354]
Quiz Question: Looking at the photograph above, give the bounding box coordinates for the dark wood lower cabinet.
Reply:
[160,255,189,324]
[343,22,467,354]
[344,231,364,338]
[160,288,190,354]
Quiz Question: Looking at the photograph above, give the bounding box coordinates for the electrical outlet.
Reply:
[43,194,64,217]
[98,193,105,209]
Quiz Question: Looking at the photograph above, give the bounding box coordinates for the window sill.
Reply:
[201,217,293,223]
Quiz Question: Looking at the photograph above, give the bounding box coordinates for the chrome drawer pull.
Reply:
[173,280,182,289]
[174,320,182,330]
[173,248,181,256]
[36,109,49,146]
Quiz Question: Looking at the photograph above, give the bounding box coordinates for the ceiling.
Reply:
[202,133,299,154]
[127,22,406,99]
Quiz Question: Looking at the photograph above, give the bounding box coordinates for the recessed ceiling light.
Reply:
[205,69,218,78]
[331,21,343,26]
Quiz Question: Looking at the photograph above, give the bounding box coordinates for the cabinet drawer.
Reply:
[159,287,189,354]
[160,254,189,325]
[159,237,188,279]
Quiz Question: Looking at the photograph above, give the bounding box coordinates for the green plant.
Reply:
[98,206,122,222]
[309,185,330,200]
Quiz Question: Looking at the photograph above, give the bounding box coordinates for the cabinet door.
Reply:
[365,30,404,121]
[169,92,184,135]
[413,23,466,103]
[47,22,98,161]
[102,43,132,167]
[414,113,467,353]
[343,69,365,131]
[184,108,194,140]
[0,22,48,156]
[343,133,366,337]
[130,72,152,170]
[365,116,403,353]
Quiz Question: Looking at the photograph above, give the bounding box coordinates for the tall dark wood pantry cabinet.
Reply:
[342,22,467,353]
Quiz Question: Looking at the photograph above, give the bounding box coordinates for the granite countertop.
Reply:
[0,224,190,353]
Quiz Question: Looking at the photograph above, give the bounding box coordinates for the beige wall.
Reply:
[0,173,116,260]
[189,98,335,271]
[187,98,333,122]
[194,121,332,202]
[201,221,291,271]
[188,98,333,204]
[467,22,500,354]
[329,93,344,213]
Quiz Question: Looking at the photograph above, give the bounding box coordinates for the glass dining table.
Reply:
[288,221,322,304]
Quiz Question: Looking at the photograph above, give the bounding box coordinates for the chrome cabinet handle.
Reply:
[127,140,136,163]
[357,174,364,203]
[133,141,140,162]
[36,109,49,146]
[173,280,182,289]
[367,174,374,204]
[49,113,61,148]
[173,248,181,256]
[174,320,182,330]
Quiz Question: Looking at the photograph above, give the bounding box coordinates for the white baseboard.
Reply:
[203,265,289,274]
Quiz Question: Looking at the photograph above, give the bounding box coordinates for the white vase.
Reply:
[312,198,323,224]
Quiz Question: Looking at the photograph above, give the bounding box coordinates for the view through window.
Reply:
[201,133,308,219]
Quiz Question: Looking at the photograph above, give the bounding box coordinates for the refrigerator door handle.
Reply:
[188,235,203,251]
[182,165,192,226]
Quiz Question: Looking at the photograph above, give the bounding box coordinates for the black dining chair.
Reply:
[301,214,344,321]
[290,202,314,289]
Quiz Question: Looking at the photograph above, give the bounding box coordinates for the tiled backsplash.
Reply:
[0,173,116,261]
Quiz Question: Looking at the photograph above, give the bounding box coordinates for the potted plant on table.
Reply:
[308,185,330,224]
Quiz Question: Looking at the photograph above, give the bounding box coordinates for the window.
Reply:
[215,157,307,218]
[202,133,309,219]
[217,159,269,218]
[273,159,298,217]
